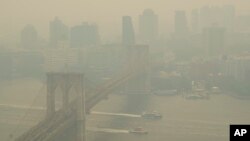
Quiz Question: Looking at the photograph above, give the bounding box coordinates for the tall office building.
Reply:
[200,6,211,29]
[174,11,189,38]
[20,24,38,49]
[126,45,151,94]
[200,5,235,32]
[235,15,250,32]
[0,52,12,79]
[70,22,99,48]
[122,16,135,47]
[202,26,226,57]
[139,9,158,43]
[191,9,199,33]
[49,17,69,48]
[222,5,235,32]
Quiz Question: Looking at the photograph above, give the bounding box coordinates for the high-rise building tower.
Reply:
[191,9,199,33]
[126,45,151,94]
[199,5,235,32]
[49,17,69,48]
[20,24,38,49]
[139,9,158,44]
[174,11,189,38]
[122,16,135,47]
[70,22,99,48]
[200,6,211,29]
[222,5,235,33]
[202,26,226,57]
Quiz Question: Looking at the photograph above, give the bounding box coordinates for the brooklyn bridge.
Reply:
[14,45,150,141]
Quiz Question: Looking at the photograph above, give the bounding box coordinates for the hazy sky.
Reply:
[1,0,250,43]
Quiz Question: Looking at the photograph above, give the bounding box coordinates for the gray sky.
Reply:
[1,0,250,42]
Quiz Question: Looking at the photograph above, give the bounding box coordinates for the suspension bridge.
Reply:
[12,45,150,141]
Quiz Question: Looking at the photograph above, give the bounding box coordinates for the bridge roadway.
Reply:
[14,67,137,141]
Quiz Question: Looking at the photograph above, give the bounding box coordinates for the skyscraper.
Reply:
[199,5,235,32]
[174,11,189,38]
[202,26,226,57]
[122,16,135,47]
[49,17,69,48]
[70,22,99,48]
[191,9,199,33]
[200,6,211,29]
[20,24,38,49]
[126,45,151,94]
[139,9,158,44]
[222,5,235,33]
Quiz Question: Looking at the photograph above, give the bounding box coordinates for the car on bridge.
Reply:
[129,127,148,134]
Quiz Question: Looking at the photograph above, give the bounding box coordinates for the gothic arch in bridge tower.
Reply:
[46,72,84,118]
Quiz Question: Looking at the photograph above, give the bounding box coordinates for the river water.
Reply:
[1,79,250,141]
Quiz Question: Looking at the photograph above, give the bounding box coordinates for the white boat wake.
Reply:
[0,104,45,110]
[91,111,141,118]
[87,127,129,134]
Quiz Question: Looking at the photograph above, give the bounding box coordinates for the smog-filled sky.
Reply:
[1,0,250,42]
[2,1,250,141]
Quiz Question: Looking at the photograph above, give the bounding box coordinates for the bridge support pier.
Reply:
[46,73,84,119]
[62,74,70,109]
[76,75,86,141]
[46,73,56,118]
[46,73,86,140]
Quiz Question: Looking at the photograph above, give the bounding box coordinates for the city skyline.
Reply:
[1,1,250,141]
[1,0,250,43]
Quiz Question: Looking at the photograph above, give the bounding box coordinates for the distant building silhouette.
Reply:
[235,15,250,32]
[191,9,199,33]
[199,5,235,33]
[0,52,12,79]
[122,16,135,46]
[70,22,99,48]
[20,25,38,49]
[49,17,69,48]
[202,26,226,57]
[200,6,212,31]
[174,11,189,38]
[139,9,158,44]
[222,5,235,33]
[223,53,250,81]
[126,45,151,94]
